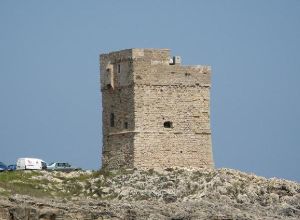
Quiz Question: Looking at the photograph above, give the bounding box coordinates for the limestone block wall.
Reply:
[134,133,212,169]
[101,86,135,169]
[103,132,134,169]
[133,62,211,87]
[100,50,136,169]
[133,84,213,169]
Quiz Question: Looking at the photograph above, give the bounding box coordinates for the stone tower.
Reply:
[100,48,214,170]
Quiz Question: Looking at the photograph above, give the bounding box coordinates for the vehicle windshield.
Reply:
[0,162,6,166]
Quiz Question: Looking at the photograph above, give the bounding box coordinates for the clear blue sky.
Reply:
[0,1,299,181]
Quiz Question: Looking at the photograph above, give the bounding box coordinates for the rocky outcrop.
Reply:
[0,168,299,219]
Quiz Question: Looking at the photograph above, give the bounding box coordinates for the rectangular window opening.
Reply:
[110,113,115,127]
[164,121,173,128]
[117,64,121,73]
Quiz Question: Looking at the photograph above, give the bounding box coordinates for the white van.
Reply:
[16,158,47,170]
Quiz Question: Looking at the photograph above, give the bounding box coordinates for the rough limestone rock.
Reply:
[0,168,299,219]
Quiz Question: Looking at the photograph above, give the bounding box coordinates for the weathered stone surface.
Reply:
[100,48,214,170]
[0,168,299,219]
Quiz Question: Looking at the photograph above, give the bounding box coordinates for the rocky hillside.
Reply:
[0,168,299,219]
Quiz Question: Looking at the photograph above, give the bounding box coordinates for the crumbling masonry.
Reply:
[100,49,214,170]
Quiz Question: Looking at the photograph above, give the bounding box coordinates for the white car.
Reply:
[47,162,79,171]
[16,158,47,170]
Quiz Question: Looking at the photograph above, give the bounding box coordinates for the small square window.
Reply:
[164,121,173,128]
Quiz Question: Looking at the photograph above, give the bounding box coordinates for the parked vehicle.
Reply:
[16,158,47,170]
[47,162,79,171]
[0,162,7,172]
[7,164,17,171]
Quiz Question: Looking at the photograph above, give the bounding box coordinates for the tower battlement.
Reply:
[100,48,214,170]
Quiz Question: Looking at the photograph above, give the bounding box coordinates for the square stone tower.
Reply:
[100,48,214,170]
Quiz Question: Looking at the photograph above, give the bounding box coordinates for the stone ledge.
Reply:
[108,130,211,136]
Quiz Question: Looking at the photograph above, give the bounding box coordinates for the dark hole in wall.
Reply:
[124,122,128,129]
[164,121,173,128]
[110,113,115,127]
[117,64,121,73]
[106,84,112,89]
